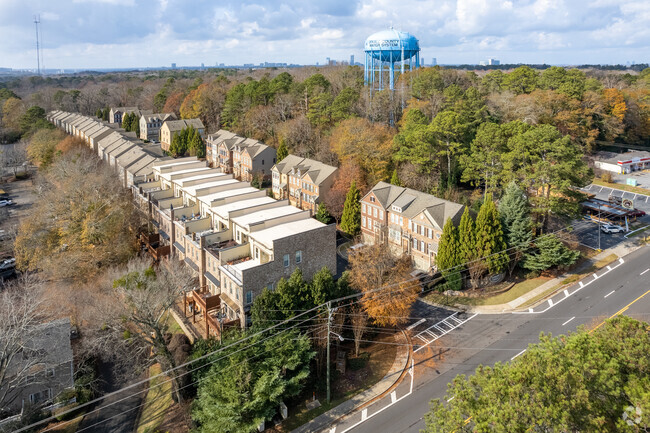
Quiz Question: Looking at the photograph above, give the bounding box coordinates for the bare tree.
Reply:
[350,305,368,358]
[85,256,196,403]
[0,275,47,412]
[0,141,28,178]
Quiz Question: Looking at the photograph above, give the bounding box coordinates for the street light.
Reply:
[598,201,601,251]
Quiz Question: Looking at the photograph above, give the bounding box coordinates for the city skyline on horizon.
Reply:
[0,0,648,71]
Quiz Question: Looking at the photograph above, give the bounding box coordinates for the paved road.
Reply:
[334,245,650,433]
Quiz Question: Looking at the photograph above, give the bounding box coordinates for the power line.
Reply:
[16,217,594,432]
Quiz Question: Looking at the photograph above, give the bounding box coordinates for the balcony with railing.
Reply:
[139,232,171,261]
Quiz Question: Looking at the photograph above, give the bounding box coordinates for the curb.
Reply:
[467,243,644,315]
[290,328,412,433]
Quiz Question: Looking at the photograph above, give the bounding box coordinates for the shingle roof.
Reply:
[142,112,176,123]
[272,155,337,184]
[364,181,465,229]
[33,318,73,366]
[163,118,205,132]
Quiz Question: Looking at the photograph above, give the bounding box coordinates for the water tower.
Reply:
[364,28,420,91]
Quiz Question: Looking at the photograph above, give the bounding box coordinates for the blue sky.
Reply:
[0,0,648,70]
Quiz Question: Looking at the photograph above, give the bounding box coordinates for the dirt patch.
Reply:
[156,401,192,433]
[333,332,397,397]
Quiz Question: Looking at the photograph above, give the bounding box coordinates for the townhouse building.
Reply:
[136,158,336,332]
[206,130,276,182]
[109,107,152,126]
[139,112,177,141]
[271,155,338,215]
[160,119,205,152]
[0,318,74,416]
[48,112,337,337]
[360,182,465,272]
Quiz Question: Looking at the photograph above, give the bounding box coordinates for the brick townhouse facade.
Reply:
[360,181,465,272]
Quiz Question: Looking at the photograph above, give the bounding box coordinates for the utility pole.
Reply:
[34,15,41,75]
[598,202,601,251]
[326,300,332,405]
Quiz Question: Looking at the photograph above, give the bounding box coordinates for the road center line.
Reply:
[641,268,649,276]
[562,316,575,326]
[604,290,615,298]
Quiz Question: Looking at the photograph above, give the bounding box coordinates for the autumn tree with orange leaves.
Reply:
[329,117,394,185]
[323,160,367,223]
[348,244,419,327]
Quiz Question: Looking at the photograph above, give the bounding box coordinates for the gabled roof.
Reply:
[141,112,177,123]
[272,154,309,175]
[162,118,205,132]
[363,181,465,227]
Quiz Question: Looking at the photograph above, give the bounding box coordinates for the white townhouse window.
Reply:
[362,203,366,214]
[295,250,302,264]
[408,221,413,231]
[283,254,290,267]
[428,228,432,239]
[400,216,403,225]
[412,238,417,249]
[246,290,253,304]
[421,240,425,252]
[373,208,378,218]
[413,223,418,233]
[370,196,375,202]
[362,216,366,227]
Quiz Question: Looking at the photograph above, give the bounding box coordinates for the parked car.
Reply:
[0,199,14,207]
[0,257,16,271]
[630,209,646,218]
[601,224,625,234]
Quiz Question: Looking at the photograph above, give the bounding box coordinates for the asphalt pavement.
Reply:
[331,245,650,433]
[582,183,650,212]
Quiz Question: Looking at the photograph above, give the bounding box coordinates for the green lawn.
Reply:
[136,364,173,433]
[518,254,619,310]
[425,276,551,307]
[162,311,183,335]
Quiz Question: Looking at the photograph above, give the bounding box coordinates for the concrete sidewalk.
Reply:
[290,330,411,433]
[467,240,643,314]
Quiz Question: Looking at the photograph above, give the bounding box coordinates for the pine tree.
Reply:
[314,203,332,224]
[475,193,508,275]
[186,126,197,156]
[122,112,130,129]
[523,234,580,272]
[340,181,361,236]
[390,168,402,186]
[277,139,288,162]
[102,107,110,122]
[436,218,462,290]
[458,207,476,263]
[95,108,103,118]
[498,181,533,273]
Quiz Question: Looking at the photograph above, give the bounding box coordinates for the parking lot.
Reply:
[612,170,650,190]
[582,183,650,213]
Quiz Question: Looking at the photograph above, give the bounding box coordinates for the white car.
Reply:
[0,199,13,207]
[601,224,624,234]
[0,257,15,270]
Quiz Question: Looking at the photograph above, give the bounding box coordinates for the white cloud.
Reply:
[40,12,60,21]
[72,0,135,5]
[0,0,649,69]
[312,29,345,40]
